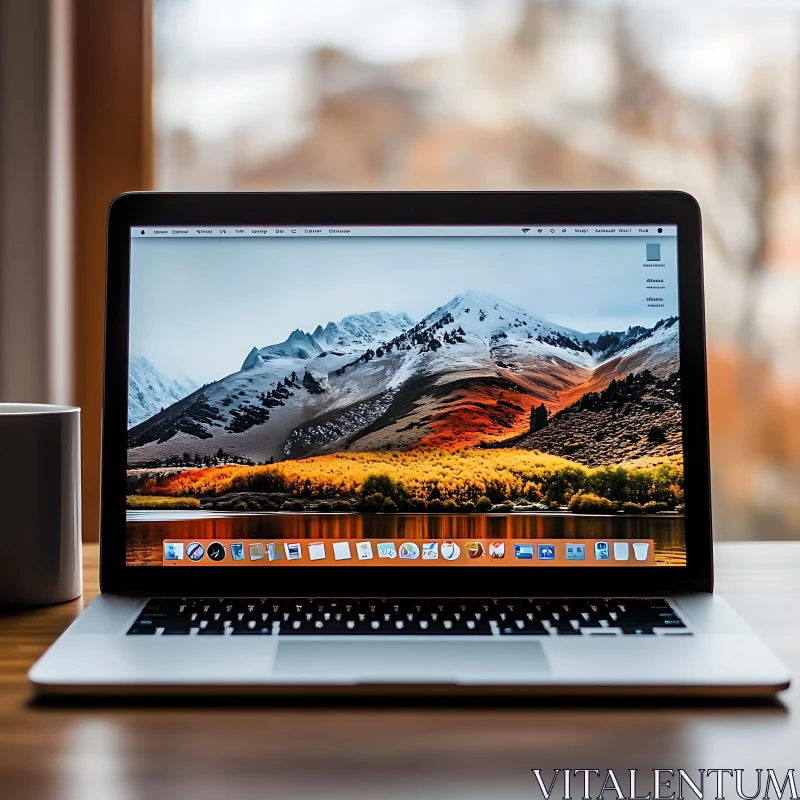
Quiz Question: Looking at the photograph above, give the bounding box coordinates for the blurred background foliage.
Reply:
[153,0,800,540]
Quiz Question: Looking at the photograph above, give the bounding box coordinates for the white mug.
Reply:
[0,404,82,607]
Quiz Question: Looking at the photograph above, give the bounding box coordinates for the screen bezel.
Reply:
[102,191,712,596]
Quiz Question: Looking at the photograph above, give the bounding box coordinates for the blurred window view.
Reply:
[153,0,800,541]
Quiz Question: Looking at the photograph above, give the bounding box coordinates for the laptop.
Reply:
[30,191,790,696]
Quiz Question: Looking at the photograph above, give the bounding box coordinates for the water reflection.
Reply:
[127,512,686,566]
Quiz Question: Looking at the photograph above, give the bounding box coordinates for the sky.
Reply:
[130,233,679,384]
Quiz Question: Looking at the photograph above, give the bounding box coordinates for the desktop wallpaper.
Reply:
[125,234,686,566]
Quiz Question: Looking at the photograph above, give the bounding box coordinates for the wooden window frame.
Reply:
[73,0,153,541]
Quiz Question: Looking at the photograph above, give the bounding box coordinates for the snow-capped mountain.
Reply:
[313,310,414,349]
[421,291,583,341]
[414,290,597,369]
[242,310,414,369]
[127,291,679,465]
[128,356,197,428]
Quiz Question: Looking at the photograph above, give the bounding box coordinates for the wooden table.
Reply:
[1,543,798,800]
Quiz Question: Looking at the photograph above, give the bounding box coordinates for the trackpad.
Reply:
[273,640,548,681]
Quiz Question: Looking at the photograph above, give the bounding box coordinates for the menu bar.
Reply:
[133,225,677,239]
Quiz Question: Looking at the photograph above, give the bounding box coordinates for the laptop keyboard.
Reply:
[127,598,689,637]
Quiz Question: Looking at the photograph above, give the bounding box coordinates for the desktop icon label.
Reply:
[230,542,245,561]
[440,540,460,560]
[594,541,610,561]
[398,542,420,560]
[377,542,397,559]
[186,542,205,561]
[537,544,555,561]
[422,542,439,560]
[488,542,505,558]
[565,543,585,561]
[164,542,184,561]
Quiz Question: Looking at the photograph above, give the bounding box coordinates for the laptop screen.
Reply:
[126,225,685,568]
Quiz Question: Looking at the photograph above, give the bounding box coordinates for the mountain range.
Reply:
[127,290,679,466]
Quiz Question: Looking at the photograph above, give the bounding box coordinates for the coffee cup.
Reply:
[0,404,82,607]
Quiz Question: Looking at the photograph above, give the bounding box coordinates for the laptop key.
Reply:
[280,621,348,635]
[230,627,272,635]
[128,622,158,635]
[553,619,579,635]
[499,619,548,635]
[197,624,226,635]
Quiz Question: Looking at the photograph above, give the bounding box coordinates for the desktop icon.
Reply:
[398,542,420,560]
[646,243,661,261]
[565,543,586,561]
[332,541,352,561]
[537,544,556,561]
[594,541,610,560]
[441,540,460,560]
[249,542,264,561]
[633,541,650,561]
[230,542,245,561]
[488,541,505,558]
[186,542,205,561]
[284,541,302,560]
[357,541,373,560]
[422,541,439,560]
[308,541,326,561]
[206,542,226,562]
[266,542,282,561]
[514,543,534,560]
[466,541,485,559]
[613,542,630,561]
[377,542,397,559]
[164,542,184,561]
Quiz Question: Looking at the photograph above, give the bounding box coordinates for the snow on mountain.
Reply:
[416,291,678,372]
[315,310,414,349]
[127,292,679,465]
[415,290,598,371]
[128,356,197,428]
[254,329,323,362]
[242,310,414,369]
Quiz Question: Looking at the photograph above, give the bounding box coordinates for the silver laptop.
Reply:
[30,191,790,697]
